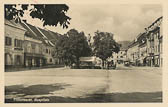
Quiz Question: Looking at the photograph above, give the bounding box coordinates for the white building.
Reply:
[5,19,26,68]
[127,39,139,65]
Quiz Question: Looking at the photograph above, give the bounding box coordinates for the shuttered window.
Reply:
[14,39,22,48]
[5,37,12,46]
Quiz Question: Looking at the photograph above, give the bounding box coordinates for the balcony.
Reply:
[24,52,44,58]
[14,47,23,51]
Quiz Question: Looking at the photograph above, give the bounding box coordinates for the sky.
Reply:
[23,4,162,42]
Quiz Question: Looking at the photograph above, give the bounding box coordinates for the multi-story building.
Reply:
[37,28,59,65]
[22,22,59,65]
[34,27,56,65]
[109,41,130,65]
[5,19,26,68]
[21,21,44,67]
[137,32,148,66]
[111,49,127,64]
[146,16,163,67]
[117,49,127,64]
[5,19,62,70]
[127,39,139,65]
[126,16,163,67]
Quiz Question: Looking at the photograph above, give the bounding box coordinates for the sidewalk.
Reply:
[130,66,162,70]
[5,65,64,72]
[129,66,162,75]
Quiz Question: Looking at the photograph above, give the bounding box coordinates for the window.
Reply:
[150,42,154,48]
[46,49,48,53]
[158,44,160,53]
[5,37,12,46]
[141,54,143,57]
[31,44,36,49]
[5,53,12,65]
[14,39,22,48]
[31,43,36,53]
[120,56,123,58]
[49,49,50,54]
[150,34,154,41]
[14,55,22,65]
[27,46,31,53]
[157,31,160,39]
[50,58,52,62]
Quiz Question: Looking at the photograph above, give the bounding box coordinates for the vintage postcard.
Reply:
[1,0,168,106]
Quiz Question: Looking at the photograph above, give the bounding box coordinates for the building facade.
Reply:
[21,21,45,67]
[146,16,163,67]
[110,49,127,65]
[24,37,44,67]
[137,32,148,66]
[127,40,139,65]
[126,16,163,67]
[5,20,26,68]
[21,21,57,65]
[35,27,56,65]
[5,19,62,70]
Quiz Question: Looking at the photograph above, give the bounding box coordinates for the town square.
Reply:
[5,65,162,103]
[4,4,162,103]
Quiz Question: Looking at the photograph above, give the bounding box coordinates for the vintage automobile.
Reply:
[107,61,116,69]
[71,56,102,69]
[124,61,130,66]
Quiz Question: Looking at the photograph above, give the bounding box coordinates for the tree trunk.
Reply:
[76,57,80,69]
[102,60,105,69]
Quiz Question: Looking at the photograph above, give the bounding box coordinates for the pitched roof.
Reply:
[21,22,53,46]
[35,27,55,47]
[20,22,42,41]
[5,19,26,31]
[37,27,60,45]
[20,20,62,47]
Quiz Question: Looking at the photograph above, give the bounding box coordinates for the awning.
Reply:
[80,57,96,62]
[146,56,154,60]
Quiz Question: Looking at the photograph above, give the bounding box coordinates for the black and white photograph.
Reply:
[4,3,163,103]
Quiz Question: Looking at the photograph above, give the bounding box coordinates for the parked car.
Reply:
[124,61,130,66]
[71,62,101,69]
[108,61,116,69]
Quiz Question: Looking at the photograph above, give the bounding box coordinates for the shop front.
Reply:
[146,56,154,67]
[154,55,160,67]
[24,53,44,67]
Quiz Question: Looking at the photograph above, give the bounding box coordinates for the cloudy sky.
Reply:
[24,4,162,42]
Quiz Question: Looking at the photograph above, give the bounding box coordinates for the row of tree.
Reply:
[53,29,120,68]
[54,29,92,67]
[93,31,120,68]
[5,4,120,68]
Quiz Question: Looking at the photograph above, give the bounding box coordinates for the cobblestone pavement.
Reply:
[5,66,162,103]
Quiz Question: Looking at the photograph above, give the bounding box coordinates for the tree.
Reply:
[5,4,71,28]
[54,29,92,67]
[93,31,120,68]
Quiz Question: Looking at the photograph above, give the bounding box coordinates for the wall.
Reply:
[5,21,26,67]
[42,44,55,65]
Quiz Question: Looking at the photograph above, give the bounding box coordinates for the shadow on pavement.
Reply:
[5,83,71,96]
[5,91,162,103]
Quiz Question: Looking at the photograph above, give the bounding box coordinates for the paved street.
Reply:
[5,65,162,103]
